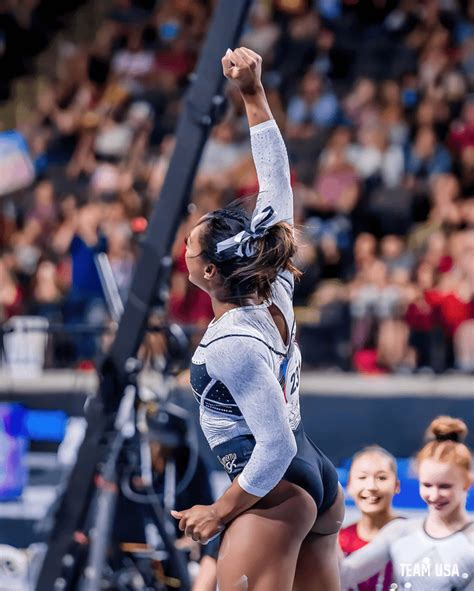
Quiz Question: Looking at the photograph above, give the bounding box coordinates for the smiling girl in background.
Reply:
[339,446,402,591]
[341,416,474,591]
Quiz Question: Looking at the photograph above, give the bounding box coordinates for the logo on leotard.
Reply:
[218,453,237,474]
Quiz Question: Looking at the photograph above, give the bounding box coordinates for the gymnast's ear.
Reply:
[204,263,217,280]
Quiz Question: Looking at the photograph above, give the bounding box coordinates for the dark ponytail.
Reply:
[230,222,301,300]
[197,204,300,301]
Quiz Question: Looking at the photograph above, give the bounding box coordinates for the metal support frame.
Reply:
[35,2,251,589]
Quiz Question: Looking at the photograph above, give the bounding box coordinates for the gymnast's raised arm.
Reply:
[222,48,293,228]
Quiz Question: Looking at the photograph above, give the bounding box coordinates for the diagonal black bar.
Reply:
[35,2,251,590]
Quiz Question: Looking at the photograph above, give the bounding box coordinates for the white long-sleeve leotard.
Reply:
[341,518,474,591]
[190,119,302,497]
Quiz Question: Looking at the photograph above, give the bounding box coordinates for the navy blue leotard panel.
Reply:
[212,422,339,515]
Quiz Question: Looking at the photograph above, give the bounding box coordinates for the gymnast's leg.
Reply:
[293,484,345,591]
[217,480,317,591]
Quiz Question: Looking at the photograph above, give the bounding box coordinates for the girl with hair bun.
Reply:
[342,416,474,591]
[171,47,344,590]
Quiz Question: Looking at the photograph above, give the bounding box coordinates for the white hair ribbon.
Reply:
[215,206,277,258]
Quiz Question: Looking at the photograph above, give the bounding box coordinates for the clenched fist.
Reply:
[221,47,263,95]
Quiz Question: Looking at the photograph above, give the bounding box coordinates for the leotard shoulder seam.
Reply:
[198,333,286,356]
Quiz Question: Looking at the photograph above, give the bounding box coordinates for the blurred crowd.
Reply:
[0,0,474,373]
[0,0,88,100]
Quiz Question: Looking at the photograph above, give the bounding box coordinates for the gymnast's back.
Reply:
[191,265,302,447]
[189,118,305,489]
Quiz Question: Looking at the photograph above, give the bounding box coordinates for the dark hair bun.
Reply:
[426,416,468,444]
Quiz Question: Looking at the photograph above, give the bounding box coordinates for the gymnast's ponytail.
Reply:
[229,222,301,300]
[197,205,300,301]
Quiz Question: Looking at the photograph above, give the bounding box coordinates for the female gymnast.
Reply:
[341,416,474,590]
[170,47,345,591]
[339,445,403,591]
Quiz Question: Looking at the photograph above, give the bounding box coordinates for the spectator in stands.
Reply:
[29,259,63,319]
[378,79,409,147]
[349,257,413,373]
[405,125,452,188]
[454,318,474,374]
[52,202,107,361]
[339,445,402,591]
[9,218,42,281]
[459,145,474,199]
[448,96,474,156]
[26,180,58,246]
[286,70,340,139]
[106,223,135,303]
[198,121,248,178]
[111,26,155,94]
[407,174,460,254]
[310,138,360,216]
[146,133,175,201]
[302,131,359,263]
[272,8,320,98]
[0,255,23,320]
[460,36,474,88]
[350,260,401,347]
[28,257,68,366]
[348,123,405,189]
[380,235,413,279]
[352,233,377,277]
[343,78,378,129]
[292,233,320,306]
[423,233,474,367]
[405,261,438,371]
[240,1,280,62]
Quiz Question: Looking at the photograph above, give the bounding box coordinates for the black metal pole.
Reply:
[79,432,124,591]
